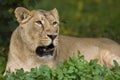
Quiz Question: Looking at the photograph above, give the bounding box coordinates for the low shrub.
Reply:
[1,52,120,80]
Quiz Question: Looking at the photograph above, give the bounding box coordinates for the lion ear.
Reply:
[51,8,59,19]
[15,7,32,23]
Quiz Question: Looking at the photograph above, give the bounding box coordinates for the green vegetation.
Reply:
[2,52,120,80]
[0,0,120,79]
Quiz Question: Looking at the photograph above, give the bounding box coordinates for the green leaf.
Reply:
[113,60,119,69]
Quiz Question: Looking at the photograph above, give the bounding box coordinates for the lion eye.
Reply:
[35,21,42,25]
[53,21,58,26]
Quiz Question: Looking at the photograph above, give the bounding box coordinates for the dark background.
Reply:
[0,0,120,74]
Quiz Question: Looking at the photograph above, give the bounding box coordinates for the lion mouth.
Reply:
[35,44,55,57]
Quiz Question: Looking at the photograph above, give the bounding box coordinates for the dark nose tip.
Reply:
[47,35,57,40]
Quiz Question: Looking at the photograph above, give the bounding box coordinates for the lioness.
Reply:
[5,7,120,72]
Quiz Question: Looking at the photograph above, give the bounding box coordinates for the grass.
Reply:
[2,52,120,80]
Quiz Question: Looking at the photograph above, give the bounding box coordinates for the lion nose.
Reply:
[47,35,57,40]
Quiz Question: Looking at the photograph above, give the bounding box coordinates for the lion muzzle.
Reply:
[35,43,55,57]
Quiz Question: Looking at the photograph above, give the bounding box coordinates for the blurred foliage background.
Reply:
[0,0,120,74]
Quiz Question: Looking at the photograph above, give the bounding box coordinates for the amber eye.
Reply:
[35,21,42,25]
[53,21,58,26]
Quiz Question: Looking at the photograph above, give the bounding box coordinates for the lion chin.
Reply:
[5,7,120,73]
[36,43,56,59]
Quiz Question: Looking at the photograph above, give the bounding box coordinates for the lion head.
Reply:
[15,7,59,59]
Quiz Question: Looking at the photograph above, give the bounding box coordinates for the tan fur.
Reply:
[5,7,120,73]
